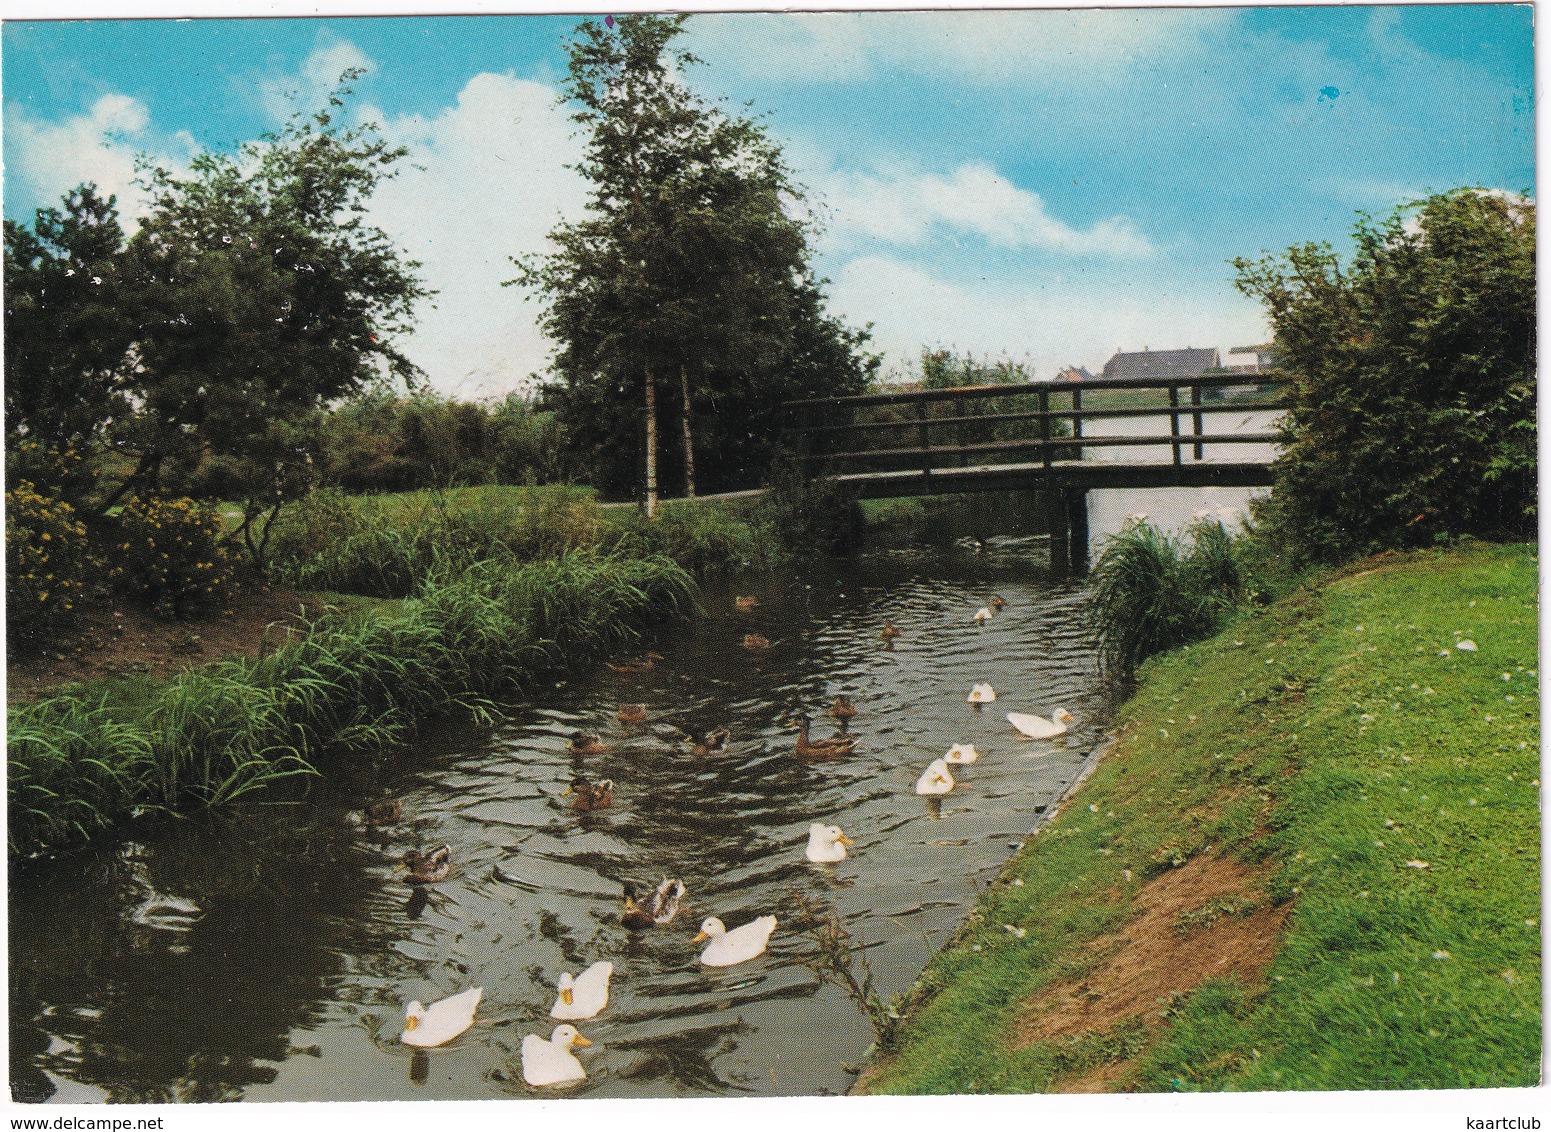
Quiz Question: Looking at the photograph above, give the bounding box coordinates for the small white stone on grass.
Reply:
[1456,640,1478,651]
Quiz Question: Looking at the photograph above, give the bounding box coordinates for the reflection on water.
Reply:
[11,485,1253,1102]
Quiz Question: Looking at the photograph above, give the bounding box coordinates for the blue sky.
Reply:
[3,6,1534,398]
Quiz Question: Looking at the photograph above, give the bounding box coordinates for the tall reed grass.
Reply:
[8,552,695,856]
[1087,519,1244,679]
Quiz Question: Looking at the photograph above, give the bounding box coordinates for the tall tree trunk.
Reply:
[679,365,697,498]
[643,365,659,518]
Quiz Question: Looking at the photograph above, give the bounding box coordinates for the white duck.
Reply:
[973,607,993,624]
[968,683,996,705]
[915,758,956,796]
[549,961,613,1021]
[521,1024,592,1087]
[400,986,482,1047]
[805,823,855,863]
[944,743,978,765]
[1007,708,1075,740]
[695,915,777,967]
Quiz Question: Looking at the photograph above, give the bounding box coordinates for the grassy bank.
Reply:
[9,553,694,857]
[858,541,1539,1093]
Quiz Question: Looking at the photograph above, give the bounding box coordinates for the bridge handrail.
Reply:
[782,372,1287,478]
[782,371,1287,411]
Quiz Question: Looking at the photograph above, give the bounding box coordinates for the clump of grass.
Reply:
[602,500,774,574]
[1087,518,1244,679]
[268,485,608,596]
[790,887,907,1051]
[9,552,696,857]
[8,695,155,853]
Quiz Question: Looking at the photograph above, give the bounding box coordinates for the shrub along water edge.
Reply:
[8,551,695,857]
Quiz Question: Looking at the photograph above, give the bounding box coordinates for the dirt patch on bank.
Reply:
[1013,851,1290,1090]
[7,586,326,701]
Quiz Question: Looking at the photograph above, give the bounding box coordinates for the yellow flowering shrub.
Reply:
[112,495,238,618]
[6,481,94,652]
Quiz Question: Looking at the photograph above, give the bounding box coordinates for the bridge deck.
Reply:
[830,459,1275,499]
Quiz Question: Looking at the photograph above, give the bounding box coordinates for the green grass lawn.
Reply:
[860,541,1539,1094]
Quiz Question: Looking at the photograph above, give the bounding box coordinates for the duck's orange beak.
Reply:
[559,785,573,796]
[571,1034,592,1048]
[404,1015,419,1031]
[692,930,710,943]
[837,834,855,847]
[561,987,574,1006]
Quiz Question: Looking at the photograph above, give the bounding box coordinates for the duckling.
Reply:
[561,778,614,811]
[400,845,452,885]
[795,713,859,758]
[366,798,403,824]
[880,622,902,642]
[989,594,1008,611]
[606,650,663,674]
[688,728,730,757]
[974,607,994,624]
[743,633,771,650]
[617,703,648,724]
[570,732,607,756]
[621,878,686,930]
[827,695,858,721]
[735,595,760,611]
[968,683,996,705]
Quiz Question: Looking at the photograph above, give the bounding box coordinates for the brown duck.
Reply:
[617,703,648,724]
[400,845,452,885]
[795,713,859,758]
[621,878,686,930]
[827,695,858,721]
[562,778,614,811]
[688,728,730,756]
[607,650,664,674]
[571,732,607,755]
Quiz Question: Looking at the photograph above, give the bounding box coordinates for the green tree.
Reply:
[515,15,875,508]
[1235,188,1535,564]
[3,185,138,505]
[3,72,430,570]
[125,70,430,565]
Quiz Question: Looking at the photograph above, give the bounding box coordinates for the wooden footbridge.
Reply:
[783,373,1287,569]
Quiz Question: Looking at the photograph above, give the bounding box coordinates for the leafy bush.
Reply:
[1087,519,1244,678]
[1235,188,1536,565]
[111,495,238,618]
[753,455,863,556]
[6,480,95,654]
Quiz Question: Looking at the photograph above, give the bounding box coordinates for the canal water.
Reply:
[10,475,1268,1104]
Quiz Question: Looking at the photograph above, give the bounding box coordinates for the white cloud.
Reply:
[827,254,1268,381]
[690,9,1232,86]
[5,94,159,219]
[367,71,588,399]
[817,162,1154,258]
[255,38,374,122]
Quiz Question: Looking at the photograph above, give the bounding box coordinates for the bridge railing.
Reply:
[783,373,1288,485]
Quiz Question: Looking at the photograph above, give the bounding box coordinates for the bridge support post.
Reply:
[1049,488,1090,577]
[1067,489,1090,574]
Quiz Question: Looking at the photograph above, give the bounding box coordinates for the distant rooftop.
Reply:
[1101,346,1221,381]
